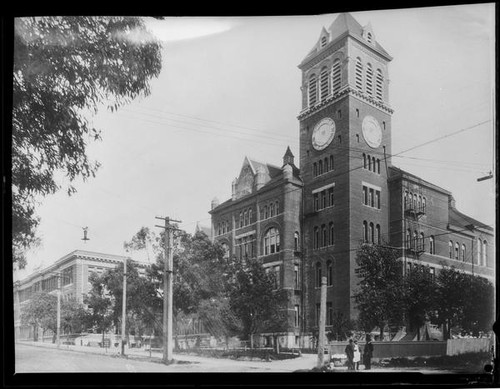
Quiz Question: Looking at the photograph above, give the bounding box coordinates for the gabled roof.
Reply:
[248,158,282,180]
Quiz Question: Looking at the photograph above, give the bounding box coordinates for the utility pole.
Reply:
[121,255,127,356]
[317,276,327,369]
[155,216,182,364]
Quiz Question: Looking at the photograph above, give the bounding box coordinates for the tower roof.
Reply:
[300,13,392,66]
[284,145,294,158]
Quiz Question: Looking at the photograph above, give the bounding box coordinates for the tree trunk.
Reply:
[250,333,254,349]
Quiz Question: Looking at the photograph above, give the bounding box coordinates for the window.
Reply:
[356,108,360,117]
[455,242,459,260]
[376,224,381,244]
[368,156,372,171]
[413,231,418,249]
[376,69,383,100]
[375,190,380,209]
[314,193,319,211]
[422,197,426,213]
[369,188,374,207]
[367,32,372,43]
[329,222,334,245]
[449,241,453,258]
[363,153,367,169]
[313,162,317,177]
[221,243,230,259]
[366,63,373,96]
[324,157,329,172]
[420,232,425,251]
[327,261,333,286]
[404,191,408,208]
[461,244,466,261]
[363,221,369,243]
[249,210,252,224]
[239,212,243,228]
[332,59,341,93]
[264,227,280,255]
[328,187,334,207]
[363,186,368,205]
[320,66,329,101]
[429,236,435,254]
[355,58,363,90]
[294,265,300,289]
[429,267,435,282]
[318,160,323,175]
[327,302,333,326]
[274,265,281,288]
[294,232,300,251]
[314,227,319,249]
[294,305,300,327]
[377,159,380,174]
[321,36,327,47]
[308,74,317,107]
[329,155,334,170]
[477,238,482,265]
[316,262,322,287]
[406,230,411,248]
[482,240,487,265]
[321,224,327,247]
[269,203,275,217]
[62,266,74,286]
[369,222,374,243]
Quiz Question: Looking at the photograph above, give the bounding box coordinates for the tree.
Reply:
[20,291,57,341]
[229,257,288,348]
[461,274,494,336]
[402,265,437,340]
[84,272,114,345]
[353,244,405,340]
[12,16,162,267]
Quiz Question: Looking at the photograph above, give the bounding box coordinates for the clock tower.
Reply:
[298,13,393,328]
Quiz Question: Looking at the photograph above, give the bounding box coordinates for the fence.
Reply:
[329,341,447,360]
[446,338,493,356]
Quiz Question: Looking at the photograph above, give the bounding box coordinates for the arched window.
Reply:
[314,227,319,249]
[461,244,466,261]
[482,240,487,265]
[404,191,408,208]
[406,229,411,248]
[221,243,230,259]
[368,155,372,171]
[320,66,329,101]
[239,212,243,228]
[413,231,418,249]
[332,59,341,94]
[363,221,368,243]
[367,32,372,43]
[376,69,383,101]
[454,242,459,260]
[315,262,322,287]
[327,261,333,286]
[324,157,329,172]
[313,162,317,177]
[329,222,334,245]
[248,210,252,224]
[477,238,482,265]
[321,224,327,247]
[355,58,363,91]
[413,194,418,209]
[372,156,376,172]
[369,222,374,243]
[321,36,327,48]
[269,203,274,217]
[422,197,426,213]
[318,160,323,175]
[244,210,248,226]
[308,74,317,107]
[264,206,268,219]
[264,227,280,255]
[429,236,435,254]
[449,241,453,258]
[418,196,422,211]
[377,159,380,174]
[420,232,425,250]
[294,232,300,251]
[376,224,381,244]
[275,201,279,215]
[366,63,373,96]
[330,155,334,170]
[363,153,366,169]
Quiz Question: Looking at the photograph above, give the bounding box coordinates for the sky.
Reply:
[13,4,496,280]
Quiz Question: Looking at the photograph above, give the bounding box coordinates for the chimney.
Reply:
[232,178,238,200]
[283,146,295,167]
[211,197,220,210]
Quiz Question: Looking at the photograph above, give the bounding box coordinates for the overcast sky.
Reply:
[13,4,496,280]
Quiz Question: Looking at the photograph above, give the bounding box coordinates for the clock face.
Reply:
[362,115,382,148]
[312,117,336,151]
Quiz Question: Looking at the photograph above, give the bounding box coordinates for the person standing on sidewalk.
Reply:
[344,339,355,370]
[363,334,374,370]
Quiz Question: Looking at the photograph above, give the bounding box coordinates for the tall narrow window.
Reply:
[329,222,334,245]
[328,187,334,207]
[308,74,317,107]
[429,236,435,254]
[420,232,425,251]
[355,58,363,90]
[366,63,373,96]
[422,197,426,213]
[264,227,280,255]
[320,66,329,101]
[329,155,334,170]
[275,201,279,215]
[413,231,418,249]
[449,241,453,258]
[321,224,327,247]
[369,188,374,207]
[332,59,341,93]
[482,240,487,266]
[372,156,376,172]
[264,206,268,219]
[363,221,368,243]
[363,153,366,169]
[249,209,252,223]
[363,186,368,205]
[321,36,327,47]
[294,232,300,251]
[316,262,322,287]
[367,32,372,43]
[324,157,329,172]
[461,244,466,261]
[454,242,459,260]
[269,203,274,217]
[368,155,371,171]
[377,159,380,174]
[313,162,317,177]
[327,261,333,286]
[314,227,319,249]
[314,193,319,211]
[294,305,300,327]
[321,190,327,209]
[376,69,383,100]
[318,160,323,175]
[376,224,381,244]
[369,222,374,243]
[294,265,300,289]
[375,190,381,209]
[406,229,411,248]
[274,265,281,288]
[477,238,482,265]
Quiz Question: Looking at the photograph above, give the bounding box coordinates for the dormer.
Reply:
[362,22,376,46]
[318,27,330,50]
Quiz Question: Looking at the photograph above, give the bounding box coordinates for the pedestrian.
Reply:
[353,340,361,370]
[363,334,374,370]
[344,338,354,370]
